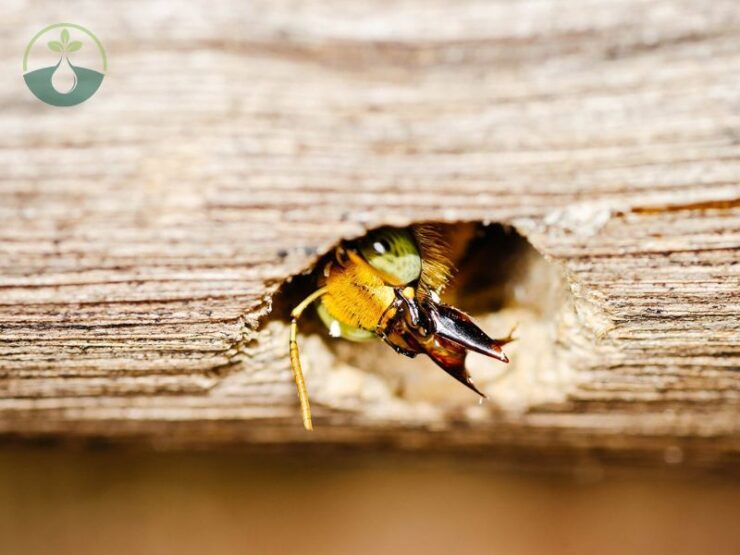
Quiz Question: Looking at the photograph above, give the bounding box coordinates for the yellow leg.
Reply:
[289,287,328,431]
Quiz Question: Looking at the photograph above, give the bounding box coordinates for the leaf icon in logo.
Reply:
[46,31,82,55]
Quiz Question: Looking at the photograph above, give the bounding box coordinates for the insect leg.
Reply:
[289,287,328,431]
[374,297,402,337]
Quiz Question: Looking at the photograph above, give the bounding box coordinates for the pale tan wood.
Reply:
[1,0,739,464]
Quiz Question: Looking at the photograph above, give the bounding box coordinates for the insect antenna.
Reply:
[289,286,329,431]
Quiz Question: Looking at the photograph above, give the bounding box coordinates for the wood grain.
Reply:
[1,0,739,463]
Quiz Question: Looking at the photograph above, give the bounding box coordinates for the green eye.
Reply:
[358,228,421,285]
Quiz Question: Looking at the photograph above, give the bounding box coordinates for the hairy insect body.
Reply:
[289,225,513,431]
[319,255,395,333]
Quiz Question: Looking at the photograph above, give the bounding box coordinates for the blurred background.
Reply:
[2,446,740,555]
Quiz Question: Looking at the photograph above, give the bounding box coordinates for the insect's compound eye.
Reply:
[358,228,422,285]
[372,239,391,255]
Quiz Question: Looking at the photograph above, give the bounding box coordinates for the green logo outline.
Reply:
[23,23,107,107]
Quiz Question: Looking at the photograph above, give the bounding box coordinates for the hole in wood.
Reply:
[266,222,574,425]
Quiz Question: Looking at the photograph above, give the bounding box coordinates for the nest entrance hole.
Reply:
[267,222,573,424]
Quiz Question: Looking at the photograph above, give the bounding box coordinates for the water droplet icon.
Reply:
[51,55,77,94]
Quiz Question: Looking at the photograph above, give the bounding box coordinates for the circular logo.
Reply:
[23,23,107,107]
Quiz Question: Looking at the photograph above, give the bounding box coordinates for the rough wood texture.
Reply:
[1,0,739,463]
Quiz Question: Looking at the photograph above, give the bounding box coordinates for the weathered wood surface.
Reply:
[1,0,739,462]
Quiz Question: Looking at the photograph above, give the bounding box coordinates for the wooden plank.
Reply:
[1,0,739,464]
